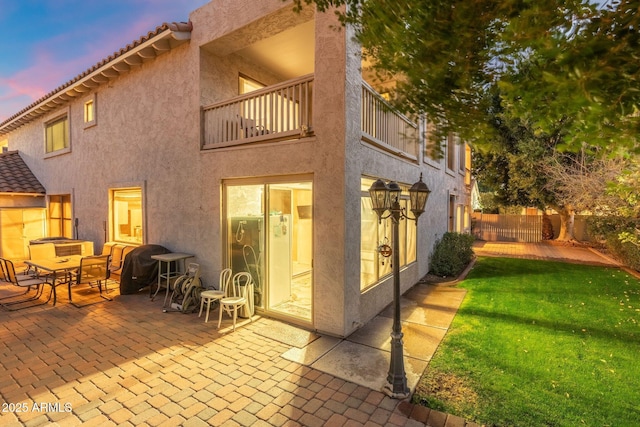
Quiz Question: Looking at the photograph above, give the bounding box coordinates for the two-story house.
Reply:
[0,0,471,337]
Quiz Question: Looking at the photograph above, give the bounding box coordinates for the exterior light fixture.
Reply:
[368,174,431,398]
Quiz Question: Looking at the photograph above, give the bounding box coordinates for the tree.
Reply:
[293,0,640,153]
[474,104,638,241]
[471,101,586,240]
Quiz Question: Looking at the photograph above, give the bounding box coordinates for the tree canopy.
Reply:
[293,0,640,153]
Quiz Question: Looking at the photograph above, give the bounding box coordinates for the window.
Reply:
[464,144,472,186]
[446,132,456,171]
[239,75,265,94]
[84,94,97,128]
[449,195,456,232]
[424,118,440,161]
[111,188,143,244]
[49,195,73,238]
[0,138,7,153]
[360,177,417,290]
[45,114,69,153]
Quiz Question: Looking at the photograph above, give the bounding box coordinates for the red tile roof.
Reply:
[0,151,46,194]
[0,21,193,133]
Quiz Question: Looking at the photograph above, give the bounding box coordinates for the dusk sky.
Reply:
[0,0,210,122]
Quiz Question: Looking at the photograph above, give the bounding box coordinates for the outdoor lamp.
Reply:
[367,175,431,399]
[368,178,391,220]
[386,181,402,206]
[409,173,431,219]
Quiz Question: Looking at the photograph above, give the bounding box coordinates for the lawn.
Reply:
[413,257,640,427]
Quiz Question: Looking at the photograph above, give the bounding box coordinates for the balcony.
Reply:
[361,81,419,161]
[201,74,314,149]
[201,74,420,162]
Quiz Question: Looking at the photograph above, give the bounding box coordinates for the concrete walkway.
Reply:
[0,242,625,426]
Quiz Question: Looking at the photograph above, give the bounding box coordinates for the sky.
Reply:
[0,0,211,122]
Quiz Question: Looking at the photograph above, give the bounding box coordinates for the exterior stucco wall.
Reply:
[1,0,470,337]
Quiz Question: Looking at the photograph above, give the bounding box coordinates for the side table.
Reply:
[150,252,194,307]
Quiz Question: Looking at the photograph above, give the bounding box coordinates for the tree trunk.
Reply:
[542,213,554,240]
[556,205,576,241]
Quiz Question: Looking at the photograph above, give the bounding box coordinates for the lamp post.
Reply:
[369,173,430,398]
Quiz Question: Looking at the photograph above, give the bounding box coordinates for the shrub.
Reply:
[587,216,640,271]
[606,235,640,272]
[429,232,475,277]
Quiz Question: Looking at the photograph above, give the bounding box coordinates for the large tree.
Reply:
[293,0,640,153]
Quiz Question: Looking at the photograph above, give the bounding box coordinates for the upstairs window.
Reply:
[446,132,456,171]
[45,114,69,154]
[424,118,440,161]
[239,75,265,94]
[84,94,97,128]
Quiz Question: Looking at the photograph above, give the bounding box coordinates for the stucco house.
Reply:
[0,0,471,337]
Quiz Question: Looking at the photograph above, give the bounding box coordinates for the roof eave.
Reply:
[0,22,192,136]
[0,192,46,197]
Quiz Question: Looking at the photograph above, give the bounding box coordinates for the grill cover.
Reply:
[119,244,171,295]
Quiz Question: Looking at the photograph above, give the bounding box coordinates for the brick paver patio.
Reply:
[2,241,623,426]
[0,288,475,427]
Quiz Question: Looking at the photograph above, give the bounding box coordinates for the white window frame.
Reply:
[109,183,146,245]
[83,94,97,129]
[44,108,71,157]
[360,177,417,291]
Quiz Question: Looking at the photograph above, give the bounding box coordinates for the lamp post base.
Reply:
[382,331,410,399]
[382,383,410,399]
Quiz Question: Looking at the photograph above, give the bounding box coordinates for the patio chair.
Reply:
[199,267,231,323]
[0,258,52,310]
[239,116,269,138]
[218,271,253,331]
[107,245,134,290]
[26,242,57,276]
[67,255,111,307]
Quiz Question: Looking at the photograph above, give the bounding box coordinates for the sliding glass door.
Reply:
[225,178,312,323]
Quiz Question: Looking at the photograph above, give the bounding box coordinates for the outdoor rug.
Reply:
[253,317,320,348]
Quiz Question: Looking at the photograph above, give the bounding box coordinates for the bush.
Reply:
[429,232,475,277]
[587,216,640,271]
[606,235,640,272]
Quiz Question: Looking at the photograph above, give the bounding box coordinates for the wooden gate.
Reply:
[472,213,543,242]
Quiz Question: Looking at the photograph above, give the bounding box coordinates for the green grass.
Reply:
[413,257,640,427]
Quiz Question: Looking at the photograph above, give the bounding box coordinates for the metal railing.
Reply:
[202,74,314,148]
[361,81,419,160]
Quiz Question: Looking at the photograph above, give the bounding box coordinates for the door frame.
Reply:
[222,174,314,325]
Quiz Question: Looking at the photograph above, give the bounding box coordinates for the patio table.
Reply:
[150,252,194,307]
[24,255,83,305]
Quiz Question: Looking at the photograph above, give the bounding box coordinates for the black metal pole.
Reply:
[384,199,409,398]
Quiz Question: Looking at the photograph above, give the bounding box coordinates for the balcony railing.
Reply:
[202,74,314,149]
[361,81,419,161]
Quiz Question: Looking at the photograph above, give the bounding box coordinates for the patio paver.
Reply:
[1,241,623,426]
